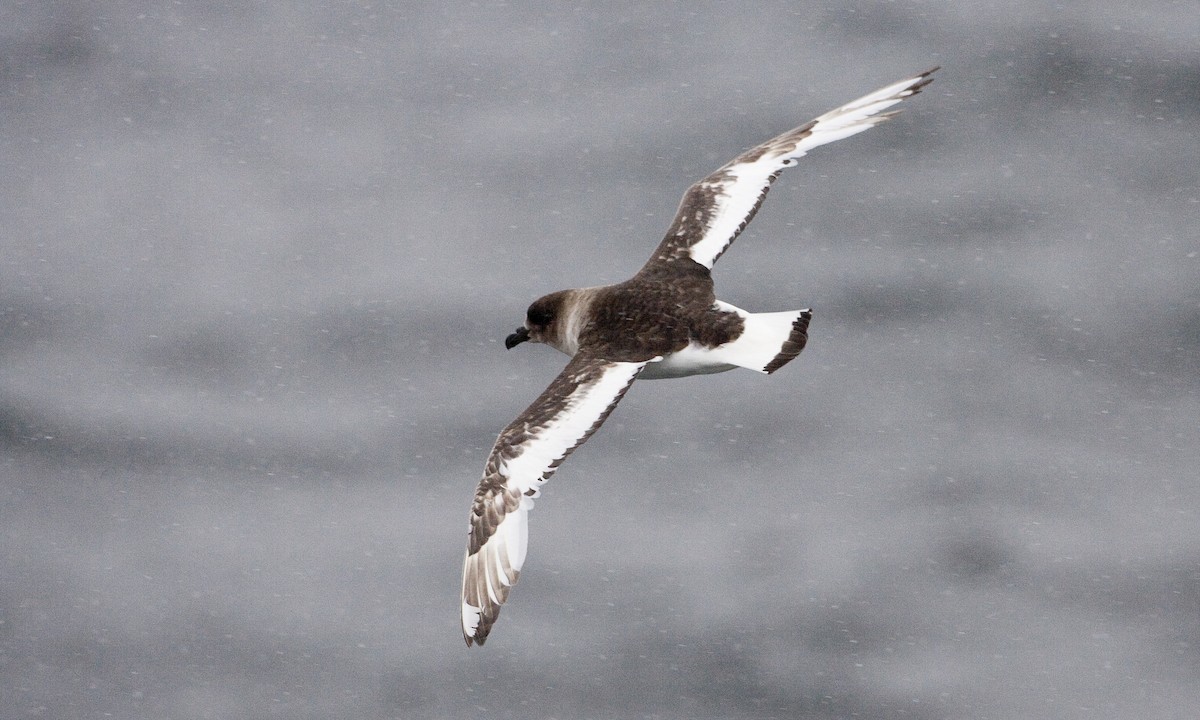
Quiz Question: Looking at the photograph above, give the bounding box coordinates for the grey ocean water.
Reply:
[2,3,1198,718]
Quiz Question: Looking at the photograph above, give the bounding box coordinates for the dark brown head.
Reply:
[505,290,576,352]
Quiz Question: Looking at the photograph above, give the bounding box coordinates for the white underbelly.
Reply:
[639,343,737,380]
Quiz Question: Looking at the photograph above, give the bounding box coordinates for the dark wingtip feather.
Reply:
[910,66,940,93]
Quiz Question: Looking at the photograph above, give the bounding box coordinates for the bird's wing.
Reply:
[643,67,937,271]
[461,353,651,646]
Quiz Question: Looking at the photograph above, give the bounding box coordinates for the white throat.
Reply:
[549,288,595,357]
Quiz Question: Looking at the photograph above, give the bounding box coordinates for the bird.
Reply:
[460,67,937,646]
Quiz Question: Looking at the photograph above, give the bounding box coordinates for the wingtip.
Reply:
[462,596,489,647]
[462,610,489,647]
[910,66,939,93]
[464,625,491,647]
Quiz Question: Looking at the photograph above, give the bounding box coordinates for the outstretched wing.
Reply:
[461,354,651,646]
[644,67,937,271]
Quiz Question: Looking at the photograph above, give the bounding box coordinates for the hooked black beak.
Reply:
[504,327,530,350]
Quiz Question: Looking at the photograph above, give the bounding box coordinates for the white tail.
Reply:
[711,301,812,374]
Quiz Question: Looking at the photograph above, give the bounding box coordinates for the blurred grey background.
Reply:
[2,2,1197,718]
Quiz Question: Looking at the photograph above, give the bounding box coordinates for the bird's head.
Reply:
[506,290,576,352]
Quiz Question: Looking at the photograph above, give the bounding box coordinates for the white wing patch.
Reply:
[461,356,649,645]
[500,364,643,497]
[679,68,937,269]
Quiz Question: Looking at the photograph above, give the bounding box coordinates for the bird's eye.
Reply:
[527,306,552,326]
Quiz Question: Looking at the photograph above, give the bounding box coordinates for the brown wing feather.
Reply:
[462,354,649,646]
[644,68,937,271]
